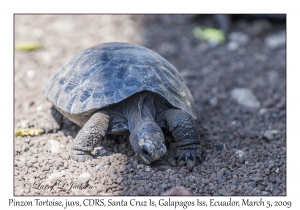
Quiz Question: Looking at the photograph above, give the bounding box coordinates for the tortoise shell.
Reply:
[43,42,196,121]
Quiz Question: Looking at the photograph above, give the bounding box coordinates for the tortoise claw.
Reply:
[176,148,202,165]
[184,152,190,164]
[177,153,184,163]
[72,150,93,162]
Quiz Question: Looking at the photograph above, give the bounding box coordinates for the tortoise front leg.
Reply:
[72,111,110,162]
[163,109,202,163]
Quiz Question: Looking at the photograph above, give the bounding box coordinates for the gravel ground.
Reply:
[14,15,286,196]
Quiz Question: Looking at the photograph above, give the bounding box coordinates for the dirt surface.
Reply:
[14,15,286,196]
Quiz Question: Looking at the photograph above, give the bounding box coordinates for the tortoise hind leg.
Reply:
[163,109,202,164]
[51,106,64,129]
[72,111,110,162]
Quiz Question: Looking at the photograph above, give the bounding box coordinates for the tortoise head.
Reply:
[129,121,167,165]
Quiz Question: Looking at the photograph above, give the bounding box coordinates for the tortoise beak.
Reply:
[136,153,151,165]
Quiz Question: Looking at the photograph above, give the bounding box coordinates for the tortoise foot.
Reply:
[176,147,203,164]
[72,150,93,162]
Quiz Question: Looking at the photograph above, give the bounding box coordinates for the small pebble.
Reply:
[265,31,286,49]
[47,139,60,154]
[161,186,192,196]
[259,108,268,114]
[215,144,226,151]
[166,169,175,174]
[158,165,170,171]
[167,157,176,167]
[161,183,167,189]
[209,97,218,107]
[144,166,151,172]
[42,165,50,171]
[29,147,38,154]
[229,32,249,45]
[36,105,43,112]
[27,70,36,78]
[264,130,281,141]
[219,189,234,196]
[47,170,65,183]
[186,159,196,171]
[235,150,245,157]
[116,177,123,184]
[19,120,30,128]
[78,172,91,183]
[227,41,239,51]
[231,88,261,109]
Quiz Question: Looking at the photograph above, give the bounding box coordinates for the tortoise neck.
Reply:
[126,92,156,131]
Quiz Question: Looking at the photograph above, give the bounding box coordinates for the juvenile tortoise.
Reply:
[43,42,202,165]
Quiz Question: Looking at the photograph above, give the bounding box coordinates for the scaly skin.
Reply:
[71,112,110,162]
[164,109,202,163]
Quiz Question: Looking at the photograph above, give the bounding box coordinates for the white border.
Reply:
[2,0,297,209]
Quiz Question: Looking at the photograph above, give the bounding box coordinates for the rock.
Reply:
[36,105,43,112]
[215,144,226,151]
[158,165,171,171]
[161,186,192,196]
[26,162,33,168]
[264,130,281,140]
[208,183,215,190]
[93,147,108,156]
[166,169,175,174]
[262,191,269,196]
[29,147,38,154]
[137,186,147,195]
[159,42,176,56]
[78,172,91,183]
[235,150,245,157]
[15,188,23,196]
[161,183,168,189]
[231,88,261,109]
[265,31,286,49]
[19,120,30,128]
[96,162,106,171]
[227,41,239,51]
[267,71,279,84]
[267,160,275,169]
[42,165,50,171]
[229,32,249,45]
[217,168,225,178]
[53,158,64,168]
[219,189,234,196]
[209,97,218,107]
[116,177,123,184]
[17,156,26,163]
[250,174,263,182]
[227,31,249,51]
[137,164,151,172]
[259,108,268,114]
[27,70,36,78]
[47,170,65,184]
[46,139,60,154]
[167,157,176,167]
[186,159,196,171]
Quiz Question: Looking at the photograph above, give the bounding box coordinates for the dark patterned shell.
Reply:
[43,42,197,119]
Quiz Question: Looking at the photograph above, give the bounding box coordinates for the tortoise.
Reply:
[43,42,202,165]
